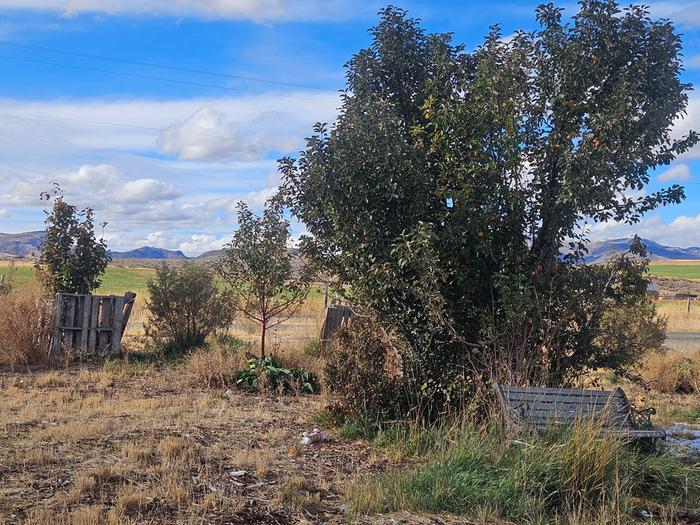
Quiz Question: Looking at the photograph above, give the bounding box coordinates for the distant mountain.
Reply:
[0,231,44,258]
[110,246,188,260]
[584,238,700,263]
[196,249,224,260]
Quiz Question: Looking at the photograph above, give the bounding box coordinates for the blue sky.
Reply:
[0,1,699,255]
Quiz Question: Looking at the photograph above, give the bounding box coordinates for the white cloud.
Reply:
[658,163,692,182]
[0,0,373,22]
[63,163,121,186]
[158,106,257,161]
[590,213,700,248]
[689,54,700,69]
[671,98,700,161]
[0,207,9,218]
[118,178,181,203]
[646,2,700,28]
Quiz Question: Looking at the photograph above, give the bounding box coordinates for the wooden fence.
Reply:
[320,303,355,347]
[50,292,136,356]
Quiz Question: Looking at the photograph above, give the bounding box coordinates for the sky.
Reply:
[0,1,699,255]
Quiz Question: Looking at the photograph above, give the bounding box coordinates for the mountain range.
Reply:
[2,231,700,262]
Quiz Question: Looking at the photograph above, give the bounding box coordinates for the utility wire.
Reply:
[0,54,336,102]
[0,41,336,92]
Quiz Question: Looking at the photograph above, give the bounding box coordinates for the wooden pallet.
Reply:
[49,292,136,356]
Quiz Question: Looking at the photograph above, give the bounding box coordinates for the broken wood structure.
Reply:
[493,382,665,439]
[319,303,355,347]
[50,292,137,356]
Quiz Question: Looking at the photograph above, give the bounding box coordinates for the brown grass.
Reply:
[643,347,700,394]
[0,290,53,370]
[656,299,700,332]
[185,344,245,388]
[0,365,390,524]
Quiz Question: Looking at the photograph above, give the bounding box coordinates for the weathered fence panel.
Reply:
[50,292,136,356]
[320,303,355,346]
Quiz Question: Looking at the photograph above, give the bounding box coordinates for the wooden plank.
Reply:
[50,293,64,356]
[65,295,76,348]
[80,295,92,349]
[88,297,100,352]
[121,292,136,338]
[111,296,125,356]
[98,298,113,352]
[502,386,615,396]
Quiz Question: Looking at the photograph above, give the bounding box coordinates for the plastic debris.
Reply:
[228,470,247,477]
[300,428,331,446]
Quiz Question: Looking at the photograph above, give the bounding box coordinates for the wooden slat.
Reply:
[65,295,76,348]
[88,296,100,352]
[80,295,92,349]
[502,385,613,395]
[50,293,64,356]
[111,296,125,356]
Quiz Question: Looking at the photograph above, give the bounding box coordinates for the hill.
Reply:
[584,238,700,263]
[0,231,44,258]
[110,246,187,260]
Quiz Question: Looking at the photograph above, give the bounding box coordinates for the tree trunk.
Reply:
[260,322,266,357]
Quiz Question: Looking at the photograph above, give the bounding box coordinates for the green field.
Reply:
[647,262,700,280]
[0,263,156,295]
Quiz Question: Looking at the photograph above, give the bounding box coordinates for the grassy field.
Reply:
[648,261,700,280]
[0,262,155,296]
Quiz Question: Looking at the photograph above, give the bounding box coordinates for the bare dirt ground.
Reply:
[0,367,413,525]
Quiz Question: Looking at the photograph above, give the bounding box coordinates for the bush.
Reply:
[0,291,54,370]
[145,262,234,355]
[186,344,246,389]
[351,421,700,521]
[236,355,320,394]
[324,318,406,419]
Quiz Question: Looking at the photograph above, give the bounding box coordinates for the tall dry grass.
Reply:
[656,299,700,332]
[643,347,700,394]
[0,290,53,370]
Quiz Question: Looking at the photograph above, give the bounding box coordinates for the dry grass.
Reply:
[643,348,700,394]
[656,299,700,332]
[0,290,53,370]
[185,344,246,388]
[0,366,389,524]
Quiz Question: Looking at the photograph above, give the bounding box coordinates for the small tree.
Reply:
[145,262,234,354]
[218,200,309,357]
[36,185,110,294]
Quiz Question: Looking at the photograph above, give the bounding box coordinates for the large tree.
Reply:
[281,2,696,416]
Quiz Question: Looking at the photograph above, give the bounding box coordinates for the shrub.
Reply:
[324,318,406,419]
[0,291,53,370]
[235,355,320,394]
[145,262,234,355]
[644,350,700,394]
[186,345,245,389]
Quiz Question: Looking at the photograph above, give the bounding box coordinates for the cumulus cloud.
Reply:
[0,207,9,218]
[63,163,121,186]
[0,0,373,22]
[117,178,181,203]
[157,106,257,161]
[658,163,692,182]
[590,213,700,247]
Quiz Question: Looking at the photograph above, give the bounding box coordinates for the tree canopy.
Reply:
[36,185,110,295]
[281,1,696,417]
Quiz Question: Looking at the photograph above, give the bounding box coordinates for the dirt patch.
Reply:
[0,367,395,524]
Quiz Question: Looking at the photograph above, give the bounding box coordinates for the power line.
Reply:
[0,41,336,92]
[0,54,336,102]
